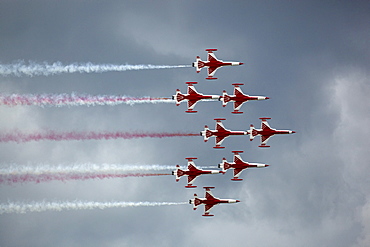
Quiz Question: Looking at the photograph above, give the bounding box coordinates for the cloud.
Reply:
[330,70,370,247]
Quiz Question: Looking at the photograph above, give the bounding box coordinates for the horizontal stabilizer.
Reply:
[185,185,197,188]
[186,157,198,160]
[213,146,225,149]
[259,145,270,148]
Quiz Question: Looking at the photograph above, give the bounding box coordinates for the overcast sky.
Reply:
[0,1,369,246]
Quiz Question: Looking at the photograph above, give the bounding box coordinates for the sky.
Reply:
[0,1,369,246]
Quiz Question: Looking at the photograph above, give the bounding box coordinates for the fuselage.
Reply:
[231,162,267,169]
[229,95,267,102]
[183,94,220,101]
[192,198,239,207]
[178,169,220,177]
[253,128,295,137]
[205,60,243,68]
[207,129,247,138]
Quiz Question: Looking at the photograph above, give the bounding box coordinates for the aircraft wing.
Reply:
[187,85,198,95]
[234,86,245,96]
[260,135,272,146]
[233,101,245,112]
[233,168,245,179]
[208,52,218,62]
[215,136,227,147]
[187,162,199,171]
[233,154,244,164]
[204,204,216,216]
[187,100,199,111]
[261,120,272,130]
[208,66,220,78]
[188,175,198,185]
[215,121,227,132]
[205,189,216,200]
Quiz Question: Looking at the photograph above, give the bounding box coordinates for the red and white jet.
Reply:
[192,49,244,80]
[189,187,240,217]
[200,118,248,149]
[219,151,269,181]
[249,117,296,147]
[221,83,269,114]
[172,157,223,188]
[173,82,220,113]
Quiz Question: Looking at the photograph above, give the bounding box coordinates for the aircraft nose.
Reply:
[239,62,244,65]
[265,97,270,99]
[236,200,240,203]
[265,165,269,167]
[292,131,296,134]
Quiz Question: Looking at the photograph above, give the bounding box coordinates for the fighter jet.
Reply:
[200,118,248,149]
[173,82,221,113]
[172,157,224,188]
[220,83,269,114]
[219,151,269,181]
[192,49,244,80]
[249,117,296,147]
[189,187,240,217]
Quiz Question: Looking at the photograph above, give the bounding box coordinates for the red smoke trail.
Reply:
[0,173,171,185]
[0,130,199,143]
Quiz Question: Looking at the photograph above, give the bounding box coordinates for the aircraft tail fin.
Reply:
[201,126,212,142]
[173,165,184,182]
[218,158,231,172]
[193,56,205,73]
[174,89,185,105]
[249,124,257,141]
[220,90,231,107]
[190,193,201,210]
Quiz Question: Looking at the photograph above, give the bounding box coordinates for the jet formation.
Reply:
[173,49,295,216]
[0,49,294,217]
[174,82,269,114]
[200,117,295,149]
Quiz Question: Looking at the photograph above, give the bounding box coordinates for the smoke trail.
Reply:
[0,173,170,185]
[0,164,217,185]
[0,130,198,143]
[0,200,188,214]
[0,93,174,107]
[0,164,178,175]
[0,61,191,77]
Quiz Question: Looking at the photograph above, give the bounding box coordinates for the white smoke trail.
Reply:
[0,200,188,214]
[0,61,191,77]
[0,164,178,175]
[0,93,174,107]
